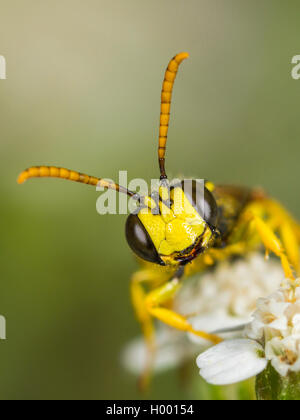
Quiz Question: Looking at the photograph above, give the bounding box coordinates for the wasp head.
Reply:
[125,180,219,266]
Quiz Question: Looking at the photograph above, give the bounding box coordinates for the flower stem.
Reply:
[256,363,300,400]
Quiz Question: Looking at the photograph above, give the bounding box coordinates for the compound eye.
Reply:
[180,180,219,228]
[202,187,219,227]
[125,214,163,265]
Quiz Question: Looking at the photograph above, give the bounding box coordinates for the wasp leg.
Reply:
[183,241,249,278]
[130,270,157,390]
[205,242,248,264]
[278,221,300,275]
[263,199,300,275]
[145,269,222,344]
[243,211,295,280]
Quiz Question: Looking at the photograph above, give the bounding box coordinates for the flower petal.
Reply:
[196,339,267,385]
[212,322,251,334]
[122,328,199,374]
[188,311,251,345]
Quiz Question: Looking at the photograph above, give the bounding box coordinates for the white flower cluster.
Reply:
[122,254,284,375]
[177,254,282,318]
[246,280,300,377]
[197,280,300,385]
[176,254,283,344]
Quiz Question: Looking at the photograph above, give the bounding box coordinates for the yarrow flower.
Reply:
[197,279,300,386]
[123,254,283,375]
[176,254,283,322]
[122,327,199,375]
[176,253,283,345]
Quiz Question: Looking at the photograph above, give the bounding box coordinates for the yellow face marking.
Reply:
[138,212,166,251]
[142,196,157,211]
[171,187,203,224]
[159,201,174,224]
[138,187,212,263]
[159,184,170,202]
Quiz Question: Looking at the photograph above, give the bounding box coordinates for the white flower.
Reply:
[122,327,199,374]
[196,280,300,385]
[123,253,283,375]
[187,310,250,346]
[176,253,283,345]
[196,339,267,385]
[265,336,300,377]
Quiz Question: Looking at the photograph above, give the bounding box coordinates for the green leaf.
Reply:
[256,363,300,400]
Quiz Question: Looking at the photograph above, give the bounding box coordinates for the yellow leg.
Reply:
[185,241,249,277]
[263,199,300,275]
[206,242,247,263]
[130,264,178,389]
[279,222,300,275]
[130,270,156,390]
[243,211,295,280]
[145,274,222,344]
[131,271,158,340]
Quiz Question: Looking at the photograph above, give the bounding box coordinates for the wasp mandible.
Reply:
[18,53,300,385]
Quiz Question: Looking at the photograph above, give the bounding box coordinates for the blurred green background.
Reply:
[0,0,300,400]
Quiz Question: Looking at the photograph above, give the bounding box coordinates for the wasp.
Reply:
[18,53,300,386]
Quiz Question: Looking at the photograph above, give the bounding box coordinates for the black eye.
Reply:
[125,214,164,265]
[178,180,219,228]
